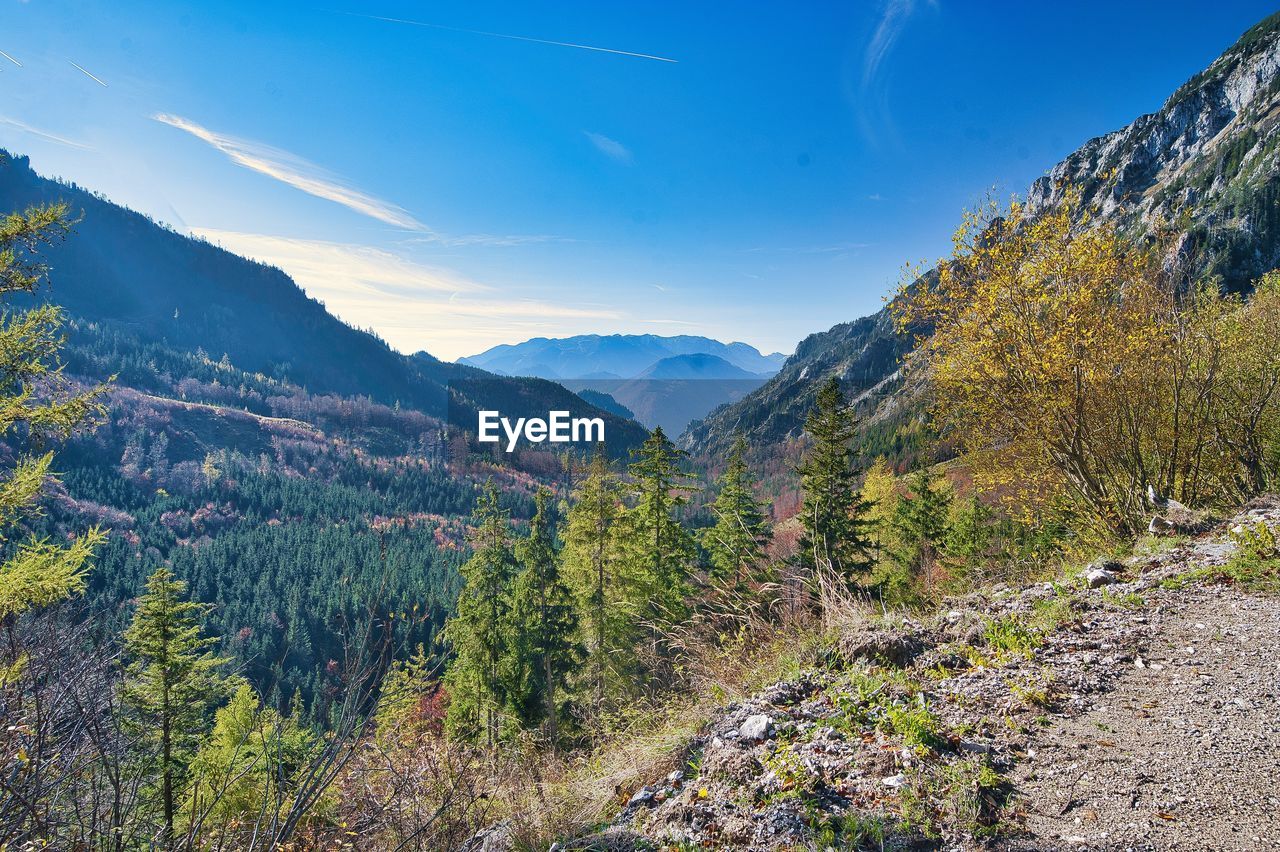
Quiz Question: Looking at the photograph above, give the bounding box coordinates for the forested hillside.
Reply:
[0,149,647,712]
[0,152,646,447]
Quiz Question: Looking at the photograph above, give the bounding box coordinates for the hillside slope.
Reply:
[682,12,1280,463]
[0,152,647,450]
[577,498,1280,850]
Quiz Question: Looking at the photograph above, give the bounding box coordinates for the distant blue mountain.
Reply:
[459,334,786,380]
[638,353,759,380]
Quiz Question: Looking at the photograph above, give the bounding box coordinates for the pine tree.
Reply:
[561,453,628,711]
[506,488,581,743]
[0,202,106,641]
[796,378,872,579]
[443,482,517,748]
[887,467,953,598]
[123,566,232,843]
[701,436,771,584]
[627,427,696,625]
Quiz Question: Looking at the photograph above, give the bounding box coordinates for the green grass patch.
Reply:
[1163,521,1280,592]
[899,756,1009,840]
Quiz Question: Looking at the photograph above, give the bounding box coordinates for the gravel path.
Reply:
[1005,588,1280,851]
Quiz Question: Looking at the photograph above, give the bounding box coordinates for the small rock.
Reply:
[1086,568,1118,588]
[1149,515,1176,535]
[960,739,993,754]
[738,714,773,741]
[882,773,907,788]
[627,786,656,808]
[666,769,683,786]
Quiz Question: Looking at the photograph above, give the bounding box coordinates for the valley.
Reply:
[1,5,1279,851]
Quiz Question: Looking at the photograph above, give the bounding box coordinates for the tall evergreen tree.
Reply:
[627,427,696,626]
[123,566,232,843]
[796,378,872,579]
[506,489,581,743]
[0,202,106,637]
[622,427,697,693]
[443,482,517,748]
[701,435,772,584]
[561,453,628,711]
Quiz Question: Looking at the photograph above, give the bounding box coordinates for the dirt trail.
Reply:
[1006,589,1280,851]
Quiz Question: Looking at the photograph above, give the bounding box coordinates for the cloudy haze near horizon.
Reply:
[1,0,1274,360]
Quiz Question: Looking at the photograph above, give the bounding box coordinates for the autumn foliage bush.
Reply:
[895,190,1280,536]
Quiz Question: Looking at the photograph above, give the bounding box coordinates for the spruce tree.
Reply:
[561,452,627,711]
[796,378,872,579]
[123,566,232,843]
[946,494,996,571]
[506,488,581,743]
[627,427,696,625]
[443,482,517,748]
[701,435,772,584]
[622,427,697,694]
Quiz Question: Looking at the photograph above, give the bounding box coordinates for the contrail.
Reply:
[68,60,108,87]
[0,51,21,68]
[338,11,677,63]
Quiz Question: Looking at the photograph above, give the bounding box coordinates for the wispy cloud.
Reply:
[339,11,677,63]
[857,0,934,143]
[191,229,619,359]
[193,230,482,297]
[0,116,92,150]
[862,0,918,89]
[639,318,699,326]
[154,114,426,231]
[584,131,633,165]
[400,231,566,249]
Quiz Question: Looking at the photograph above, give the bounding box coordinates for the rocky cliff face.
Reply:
[683,12,1280,463]
[1027,10,1280,289]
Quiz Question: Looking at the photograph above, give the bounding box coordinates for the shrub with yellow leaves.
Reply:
[894,189,1280,536]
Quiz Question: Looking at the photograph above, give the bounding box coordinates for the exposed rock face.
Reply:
[1026,12,1280,289]
[683,12,1280,463]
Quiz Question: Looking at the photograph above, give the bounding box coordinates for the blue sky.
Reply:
[1,1,1275,360]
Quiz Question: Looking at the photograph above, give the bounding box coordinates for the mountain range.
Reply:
[461,334,785,435]
[459,334,786,380]
[682,11,1280,466]
[0,152,647,454]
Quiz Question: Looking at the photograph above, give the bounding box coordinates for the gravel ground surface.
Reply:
[1004,588,1280,851]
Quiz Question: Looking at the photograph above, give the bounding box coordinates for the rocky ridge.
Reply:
[681,12,1280,464]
